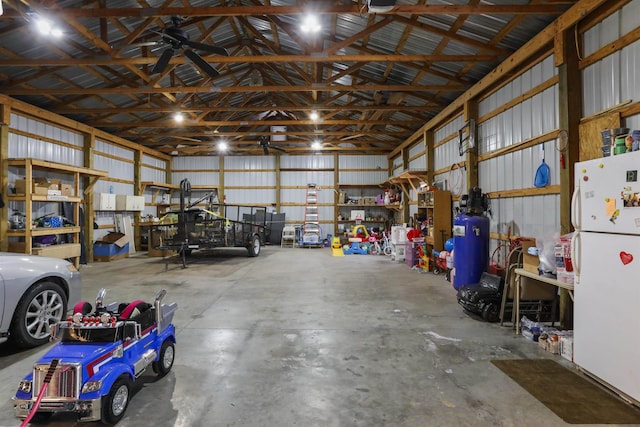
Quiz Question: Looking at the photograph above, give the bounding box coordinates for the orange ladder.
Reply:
[302,183,322,247]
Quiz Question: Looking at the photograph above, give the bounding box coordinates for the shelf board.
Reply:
[7,226,81,237]
[8,195,83,203]
[337,220,387,223]
[8,158,108,177]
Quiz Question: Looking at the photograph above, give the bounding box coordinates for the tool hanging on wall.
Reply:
[556,129,568,169]
[534,142,550,187]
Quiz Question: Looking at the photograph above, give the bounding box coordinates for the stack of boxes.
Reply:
[14,178,73,196]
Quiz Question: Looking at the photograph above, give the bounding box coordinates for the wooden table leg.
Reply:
[514,274,521,333]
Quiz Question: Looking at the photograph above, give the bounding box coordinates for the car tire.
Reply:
[247,235,260,257]
[482,303,499,323]
[153,340,175,377]
[10,281,67,348]
[102,375,131,425]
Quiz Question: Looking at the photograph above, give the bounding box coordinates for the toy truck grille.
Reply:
[33,363,81,399]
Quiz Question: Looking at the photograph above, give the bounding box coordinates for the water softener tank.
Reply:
[452,187,490,289]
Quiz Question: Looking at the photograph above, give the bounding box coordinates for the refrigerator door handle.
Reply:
[571,183,581,230]
[571,231,581,284]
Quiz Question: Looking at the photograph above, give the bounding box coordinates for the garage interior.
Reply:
[1,0,640,425]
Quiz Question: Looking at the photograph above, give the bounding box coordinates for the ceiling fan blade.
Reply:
[184,49,220,78]
[152,48,174,74]
[174,135,203,143]
[182,40,229,56]
[262,145,270,155]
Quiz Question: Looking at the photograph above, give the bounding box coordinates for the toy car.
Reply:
[456,272,504,322]
[13,288,177,425]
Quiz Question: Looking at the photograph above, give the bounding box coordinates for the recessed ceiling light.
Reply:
[300,14,321,34]
[35,17,63,37]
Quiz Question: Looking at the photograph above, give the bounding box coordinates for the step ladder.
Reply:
[302,183,322,247]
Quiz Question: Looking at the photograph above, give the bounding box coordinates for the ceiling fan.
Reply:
[149,16,229,78]
[258,136,286,155]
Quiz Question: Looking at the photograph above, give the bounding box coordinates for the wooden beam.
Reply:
[1,5,570,19]
[0,54,498,67]
[3,83,467,96]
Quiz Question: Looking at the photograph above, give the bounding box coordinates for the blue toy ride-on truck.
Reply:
[13,288,177,425]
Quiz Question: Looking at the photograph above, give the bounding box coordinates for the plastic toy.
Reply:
[331,236,344,256]
[13,289,177,425]
[343,240,367,255]
[415,245,430,271]
[350,224,369,240]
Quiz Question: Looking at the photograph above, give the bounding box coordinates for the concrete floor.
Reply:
[0,246,636,427]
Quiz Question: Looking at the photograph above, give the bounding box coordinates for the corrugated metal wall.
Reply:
[583,1,640,121]
[397,53,561,256]
[8,113,84,166]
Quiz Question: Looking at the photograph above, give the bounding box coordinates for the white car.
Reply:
[0,253,82,348]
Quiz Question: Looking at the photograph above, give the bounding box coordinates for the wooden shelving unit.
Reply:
[7,158,107,267]
[415,190,452,252]
[140,181,180,217]
[335,184,397,236]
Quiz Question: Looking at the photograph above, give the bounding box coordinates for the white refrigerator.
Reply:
[571,150,640,403]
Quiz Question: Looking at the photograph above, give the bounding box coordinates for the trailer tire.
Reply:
[247,235,261,257]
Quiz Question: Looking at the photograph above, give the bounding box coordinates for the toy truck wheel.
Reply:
[10,281,67,348]
[482,303,499,323]
[247,235,260,257]
[102,375,132,425]
[153,340,175,377]
[30,412,53,423]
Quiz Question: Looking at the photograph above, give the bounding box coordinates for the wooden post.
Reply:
[0,104,9,252]
[464,100,478,192]
[557,24,581,329]
[83,132,96,263]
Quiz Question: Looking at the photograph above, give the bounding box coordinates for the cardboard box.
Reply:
[521,239,539,274]
[559,334,574,362]
[538,332,560,354]
[94,238,129,260]
[15,177,61,195]
[14,179,27,195]
[96,232,129,247]
[60,184,73,196]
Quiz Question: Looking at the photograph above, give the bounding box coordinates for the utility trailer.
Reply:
[158,179,269,267]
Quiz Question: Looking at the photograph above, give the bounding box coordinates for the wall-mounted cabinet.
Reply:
[6,158,107,267]
[116,195,145,211]
[95,193,116,211]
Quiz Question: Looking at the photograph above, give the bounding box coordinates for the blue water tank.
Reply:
[452,214,490,289]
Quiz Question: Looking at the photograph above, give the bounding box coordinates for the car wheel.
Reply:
[102,375,131,425]
[10,281,67,348]
[247,235,260,257]
[153,340,175,377]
